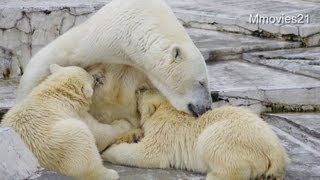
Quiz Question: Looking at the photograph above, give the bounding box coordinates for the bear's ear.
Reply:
[170,44,182,61]
[82,84,93,98]
[49,64,63,74]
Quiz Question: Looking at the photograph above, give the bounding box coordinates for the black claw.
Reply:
[132,134,139,143]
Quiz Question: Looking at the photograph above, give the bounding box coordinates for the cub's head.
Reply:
[137,89,167,120]
[49,64,95,99]
[137,88,197,124]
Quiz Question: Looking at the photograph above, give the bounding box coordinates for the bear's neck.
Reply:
[32,84,90,112]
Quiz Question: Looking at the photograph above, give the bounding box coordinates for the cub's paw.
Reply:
[114,129,144,144]
[105,169,119,180]
[257,174,279,180]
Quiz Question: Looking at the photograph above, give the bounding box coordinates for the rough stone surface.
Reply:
[263,113,320,152]
[0,78,18,115]
[264,113,320,179]
[188,28,301,61]
[208,60,320,111]
[169,0,320,45]
[28,171,71,180]
[270,125,320,180]
[1,0,320,46]
[271,113,320,138]
[243,47,320,79]
[104,163,204,180]
[0,128,40,180]
[0,128,71,180]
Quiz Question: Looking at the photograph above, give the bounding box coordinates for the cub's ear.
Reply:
[49,64,63,74]
[170,44,182,61]
[82,84,93,98]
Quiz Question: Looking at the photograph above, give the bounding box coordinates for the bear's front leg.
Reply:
[80,112,133,151]
[113,128,144,144]
[101,143,165,169]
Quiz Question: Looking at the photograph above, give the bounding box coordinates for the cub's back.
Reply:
[199,106,282,149]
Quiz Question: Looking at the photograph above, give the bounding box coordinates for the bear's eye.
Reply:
[170,45,182,64]
[174,48,180,59]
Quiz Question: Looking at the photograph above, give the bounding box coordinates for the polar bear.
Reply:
[102,90,289,180]
[1,64,119,180]
[16,0,212,150]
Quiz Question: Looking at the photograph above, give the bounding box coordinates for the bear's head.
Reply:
[49,64,95,99]
[140,43,212,118]
[120,0,212,117]
[137,89,194,124]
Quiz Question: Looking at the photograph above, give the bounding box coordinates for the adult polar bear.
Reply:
[16,0,212,150]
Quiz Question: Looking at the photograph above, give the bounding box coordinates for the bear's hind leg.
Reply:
[49,119,119,180]
[206,162,252,180]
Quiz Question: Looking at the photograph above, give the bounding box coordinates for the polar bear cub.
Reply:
[1,65,119,180]
[102,90,288,180]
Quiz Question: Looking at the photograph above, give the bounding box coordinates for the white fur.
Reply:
[16,0,211,115]
[102,91,289,180]
[1,66,121,180]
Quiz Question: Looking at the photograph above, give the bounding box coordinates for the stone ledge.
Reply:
[265,113,320,139]
[0,128,71,180]
[189,28,301,61]
[0,128,40,180]
[170,0,320,46]
[268,125,320,179]
[243,47,320,79]
[208,60,320,113]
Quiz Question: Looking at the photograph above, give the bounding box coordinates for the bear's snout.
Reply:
[188,103,211,118]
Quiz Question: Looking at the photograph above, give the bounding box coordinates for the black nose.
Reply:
[188,103,211,118]
[188,104,199,117]
[211,91,220,102]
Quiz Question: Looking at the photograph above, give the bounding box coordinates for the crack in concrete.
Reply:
[177,12,319,46]
[257,55,315,61]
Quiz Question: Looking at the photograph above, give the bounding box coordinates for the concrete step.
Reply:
[243,47,320,79]
[169,0,320,46]
[263,113,320,179]
[208,60,320,113]
[263,113,320,152]
[189,28,300,61]
[0,1,302,79]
